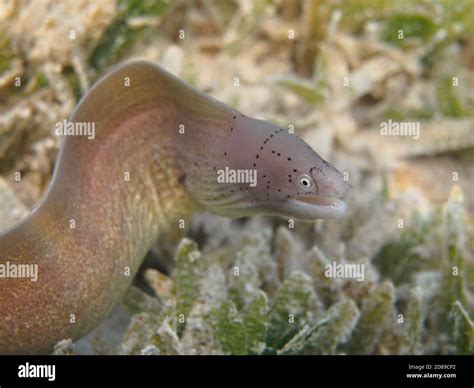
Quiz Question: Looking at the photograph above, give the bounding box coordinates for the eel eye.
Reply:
[297,174,313,190]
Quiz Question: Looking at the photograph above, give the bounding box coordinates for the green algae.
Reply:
[0,33,13,75]
[401,288,423,355]
[173,238,203,335]
[280,299,360,355]
[243,291,269,354]
[266,271,321,349]
[449,301,473,354]
[113,183,473,355]
[437,76,465,118]
[382,14,436,47]
[210,300,248,355]
[90,0,173,69]
[348,282,395,354]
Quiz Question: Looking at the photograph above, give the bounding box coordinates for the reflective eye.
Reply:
[297,174,313,190]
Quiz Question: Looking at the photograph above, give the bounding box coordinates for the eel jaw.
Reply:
[278,194,347,220]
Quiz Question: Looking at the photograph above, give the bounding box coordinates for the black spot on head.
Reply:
[224,152,227,156]
[278,189,281,192]
[230,127,233,132]
[256,154,259,159]
[253,163,256,167]
[260,146,263,150]
[277,153,281,156]
[272,150,275,154]
[178,174,186,185]
[233,116,236,120]
[293,169,297,172]
[287,157,291,161]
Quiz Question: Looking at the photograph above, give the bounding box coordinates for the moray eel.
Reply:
[0,61,348,354]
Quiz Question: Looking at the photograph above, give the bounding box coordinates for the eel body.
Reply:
[0,61,348,354]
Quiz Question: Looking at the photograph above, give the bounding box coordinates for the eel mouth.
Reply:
[280,194,347,220]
